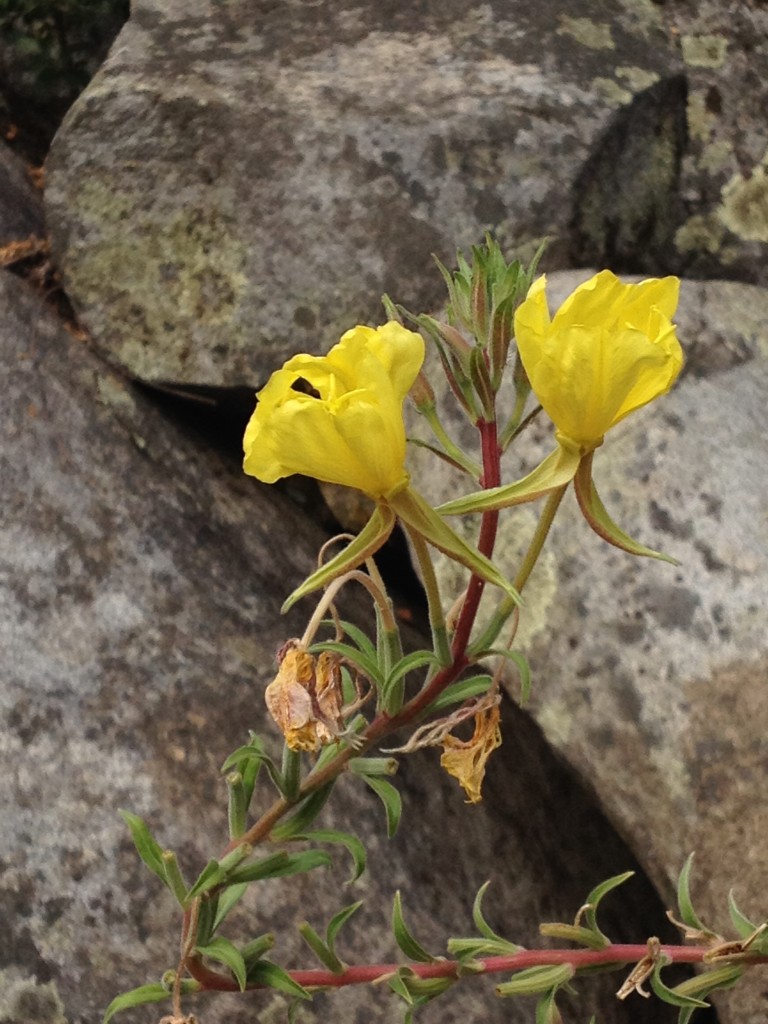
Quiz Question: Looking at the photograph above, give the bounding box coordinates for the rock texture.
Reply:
[407,273,768,1024]
[44,0,694,385]
[0,267,679,1024]
[0,141,44,244]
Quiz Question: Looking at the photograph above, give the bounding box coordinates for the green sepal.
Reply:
[361,775,402,837]
[389,486,520,602]
[246,960,312,999]
[574,455,677,563]
[290,828,367,884]
[392,891,437,963]
[270,784,334,840]
[437,446,579,516]
[673,964,744,1024]
[195,936,248,991]
[496,964,575,997]
[227,849,331,884]
[103,983,173,1023]
[119,811,166,885]
[282,503,396,611]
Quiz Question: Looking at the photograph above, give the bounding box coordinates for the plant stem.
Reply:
[185,942,768,993]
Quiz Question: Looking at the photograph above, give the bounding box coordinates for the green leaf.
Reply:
[299,921,345,973]
[574,456,677,563]
[581,871,635,945]
[270,784,334,841]
[468,649,532,705]
[291,829,367,883]
[311,640,384,690]
[196,936,248,991]
[676,854,709,933]
[212,882,248,933]
[649,959,709,1009]
[119,811,166,884]
[535,987,563,1024]
[362,775,402,838]
[385,650,440,691]
[187,859,227,900]
[392,891,436,963]
[447,936,522,960]
[282,504,396,611]
[538,923,610,951]
[674,964,743,1024]
[727,890,758,940]
[348,757,399,777]
[496,964,575,997]
[228,849,331,884]
[438,446,579,515]
[326,900,364,952]
[241,933,276,964]
[423,674,492,714]
[246,960,312,999]
[472,881,511,944]
[195,892,219,947]
[319,619,379,665]
[103,984,171,1023]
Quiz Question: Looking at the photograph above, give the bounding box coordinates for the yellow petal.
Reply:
[243,323,424,498]
[514,272,683,450]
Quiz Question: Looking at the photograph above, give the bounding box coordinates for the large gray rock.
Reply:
[0,140,44,244]
[44,0,693,385]
[0,268,676,1024]
[408,274,768,1023]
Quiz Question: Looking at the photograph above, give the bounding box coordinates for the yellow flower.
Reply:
[264,642,344,752]
[243,322,425,499]
[440,705,502,804]
[514,271,683,451]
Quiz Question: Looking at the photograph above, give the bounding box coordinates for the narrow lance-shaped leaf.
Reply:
[392,891,437,963]
[195,936,248,992]
[119,811,166,884]
[361,775,402,838]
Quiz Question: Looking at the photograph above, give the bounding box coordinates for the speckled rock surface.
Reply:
[0,141,44,244]
[407,273,768,1023]
[0,268,679,1024]
[44,0,698,385]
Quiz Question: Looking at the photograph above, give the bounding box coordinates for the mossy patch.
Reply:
[680,34,728,69]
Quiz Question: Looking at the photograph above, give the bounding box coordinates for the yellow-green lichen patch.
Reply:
[591,76,632,107]
[700,140,733,175]
[686,88,718,143]
[556,15,615,50]
[719,160,768,243]
[674,212,727,255]
[615,66,659,92]
[680,34,728,69]
[67,176,249,378]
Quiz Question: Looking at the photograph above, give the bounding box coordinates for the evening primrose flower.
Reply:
[244,322,424,499]
[514,270,682,452]
[440,704,502,804]
[244,323,519,609]
[438,272,683,561]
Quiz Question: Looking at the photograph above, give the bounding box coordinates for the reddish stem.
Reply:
[449,418,501,659]
[186,943,768,993]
